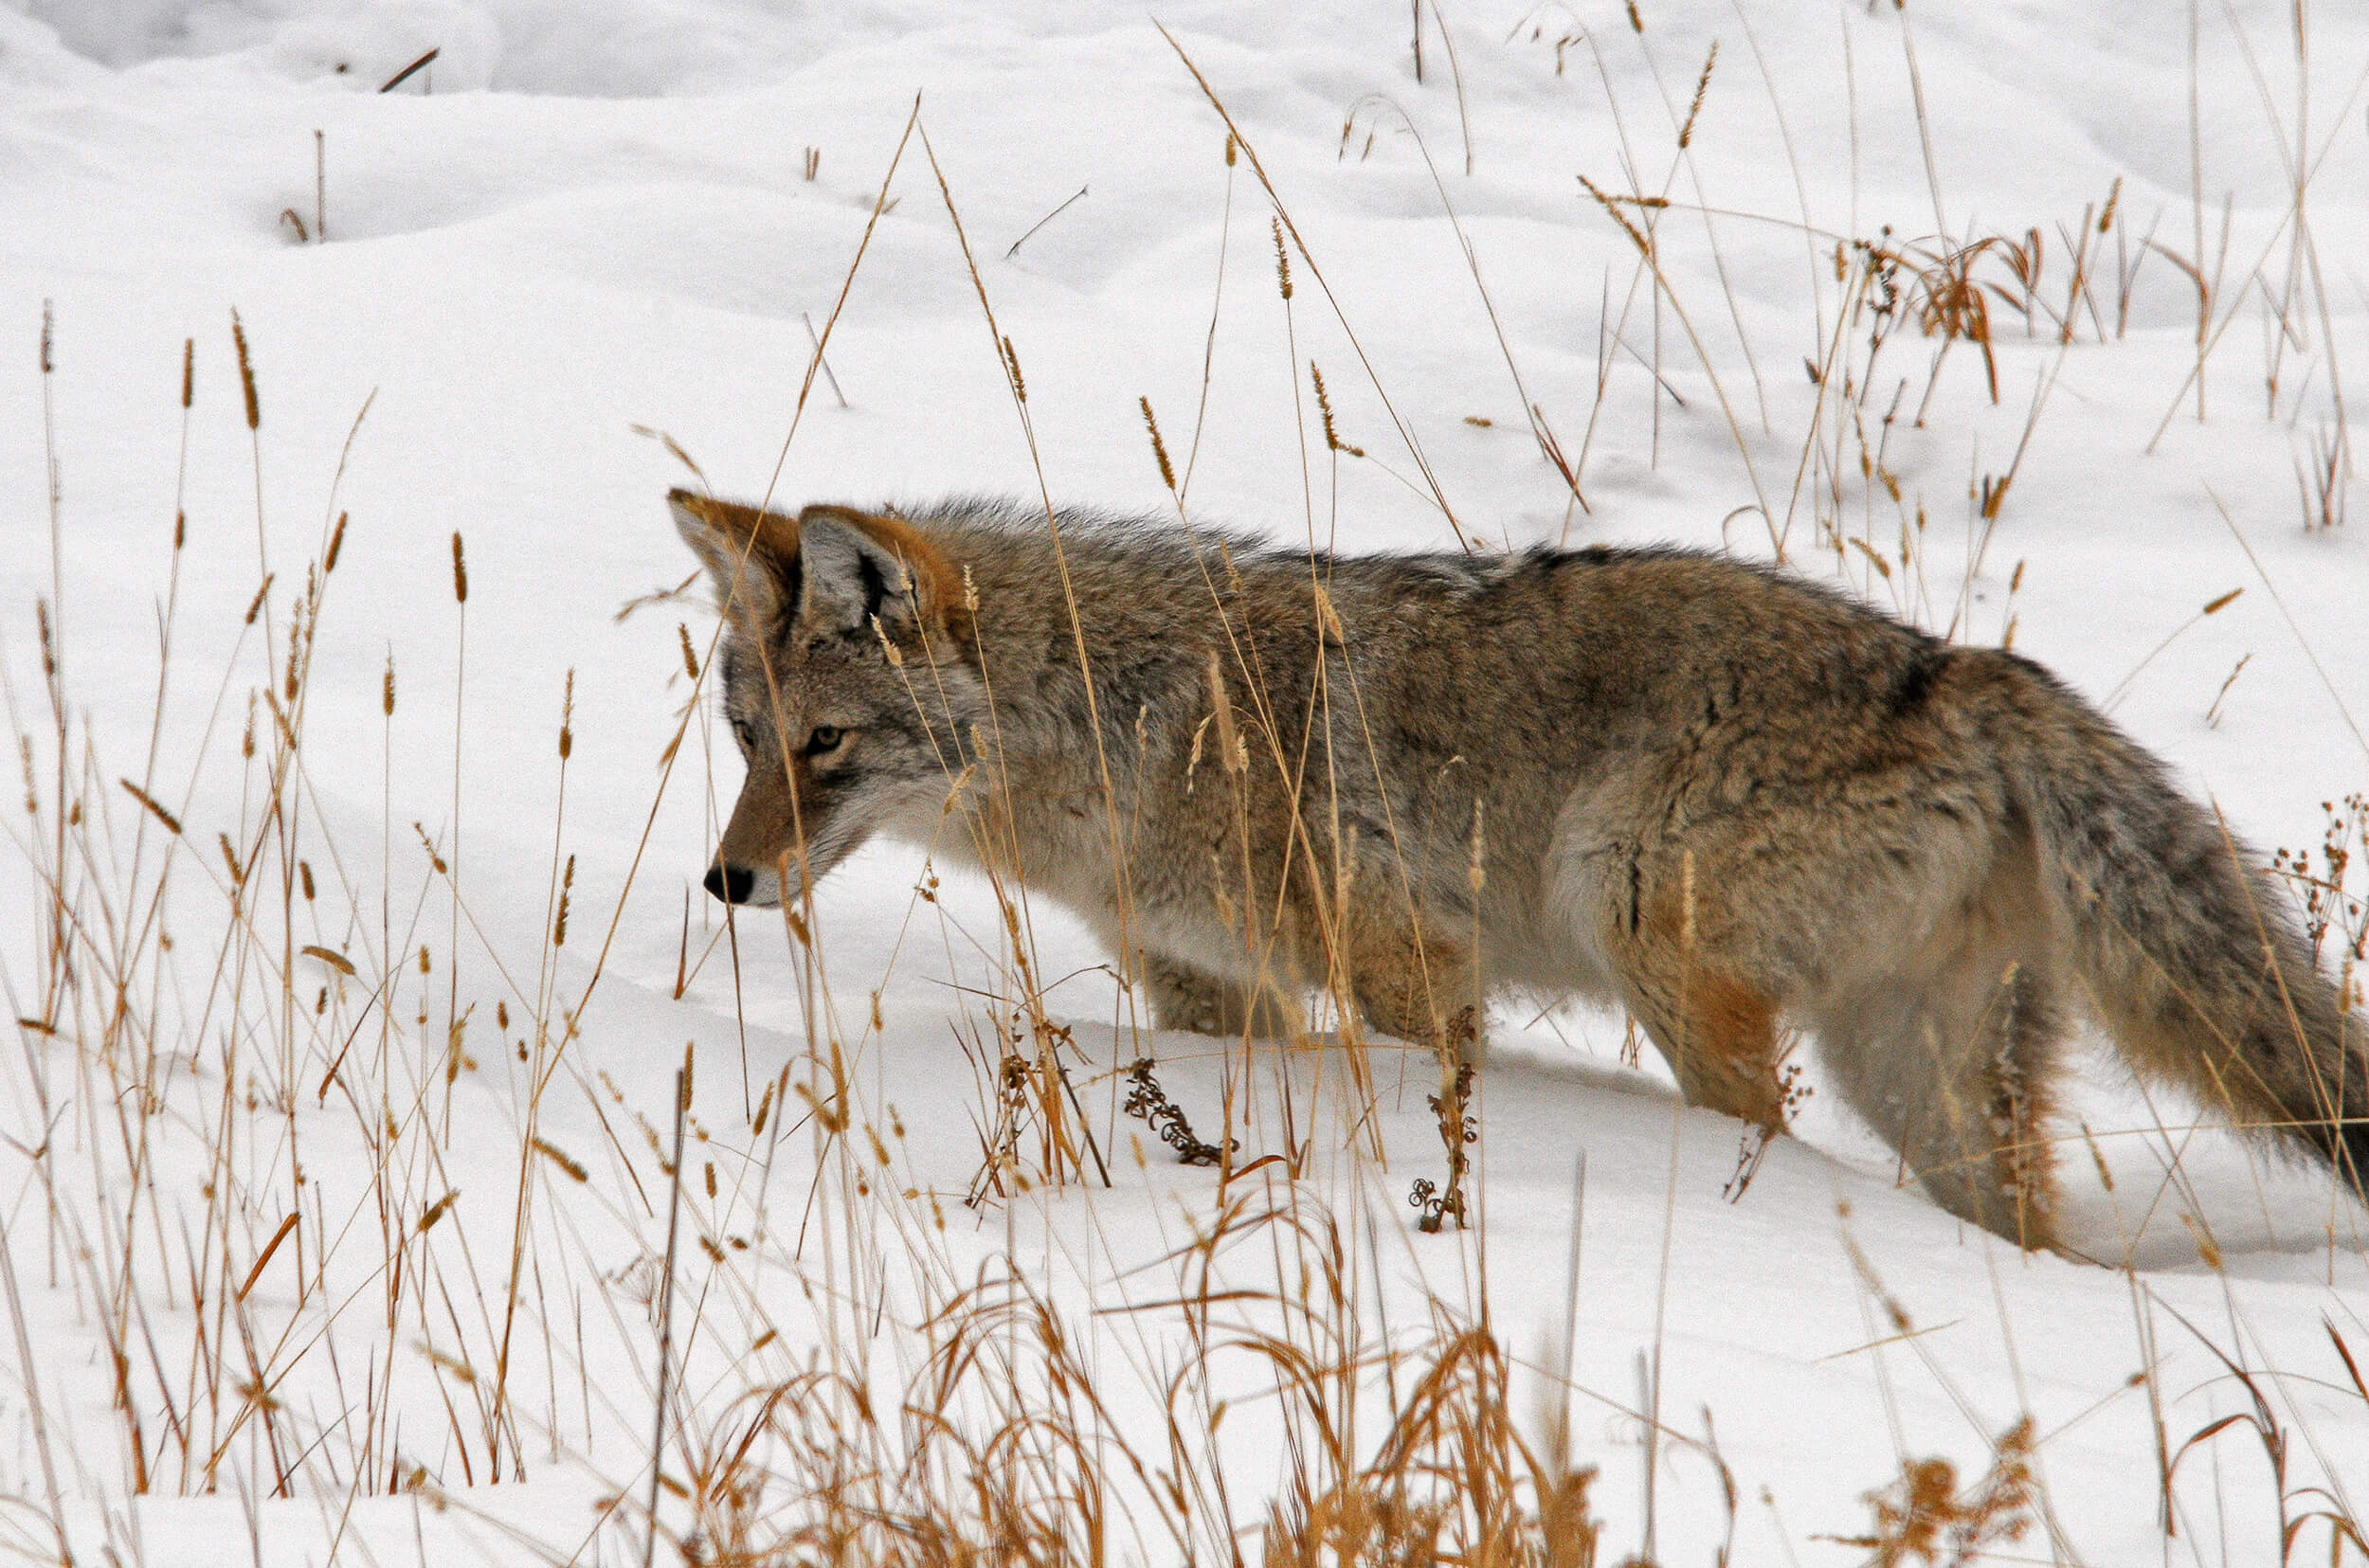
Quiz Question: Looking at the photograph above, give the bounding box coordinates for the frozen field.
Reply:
[4,0,2367,1561]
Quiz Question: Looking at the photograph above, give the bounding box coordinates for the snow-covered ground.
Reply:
[5,0,2367,1561]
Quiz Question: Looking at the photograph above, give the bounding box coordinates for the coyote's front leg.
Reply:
[1143,953,1295,1038]
[1347,919,1483,1064]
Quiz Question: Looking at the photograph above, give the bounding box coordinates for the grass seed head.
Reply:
[118,779,183,836]
[1000,334,1025,401]
[1678,41,1716,150]
[1310,362,1363,457]
[1140,396,1177,491]
[552,854,574,946]
[533,1138,587,1182]
[1577,173,1651,255]
[230,309,260,429]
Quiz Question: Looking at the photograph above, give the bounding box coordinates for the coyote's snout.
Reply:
[670,488,2369,1251]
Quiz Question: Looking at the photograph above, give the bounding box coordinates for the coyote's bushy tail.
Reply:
[1990,655,2369,1197]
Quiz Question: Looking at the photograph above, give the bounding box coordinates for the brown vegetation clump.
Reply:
[1832,1419,2036,1568]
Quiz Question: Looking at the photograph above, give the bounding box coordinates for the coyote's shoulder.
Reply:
[671,490,2368,1252]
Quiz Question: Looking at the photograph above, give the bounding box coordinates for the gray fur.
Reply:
[674,490,2368,1249]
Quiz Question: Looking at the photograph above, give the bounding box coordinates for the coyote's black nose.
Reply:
[704,864,753,904]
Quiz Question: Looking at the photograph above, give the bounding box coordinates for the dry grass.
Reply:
[8,6,2369,1566]
[1828,1417,2036,1568]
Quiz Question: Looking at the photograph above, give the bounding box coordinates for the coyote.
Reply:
[669,489,2365,1249]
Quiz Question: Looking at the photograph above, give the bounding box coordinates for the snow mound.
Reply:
[11,0,816,95]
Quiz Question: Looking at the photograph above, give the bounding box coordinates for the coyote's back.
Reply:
[669,490,2368,1251]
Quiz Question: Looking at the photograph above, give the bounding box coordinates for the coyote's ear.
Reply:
[668,489,801,626]
[794,505,961,644]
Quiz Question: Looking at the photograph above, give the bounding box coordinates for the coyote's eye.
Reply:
[805,725,845,756]
[729,716,756,753]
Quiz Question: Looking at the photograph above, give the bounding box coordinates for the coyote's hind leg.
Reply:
[1817,897,2067,1251]
[1824,964,2064,1248]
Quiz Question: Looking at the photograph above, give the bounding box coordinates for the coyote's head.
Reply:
[670,491,980,908]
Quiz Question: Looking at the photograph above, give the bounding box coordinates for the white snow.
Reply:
[4,0,2367,1562]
